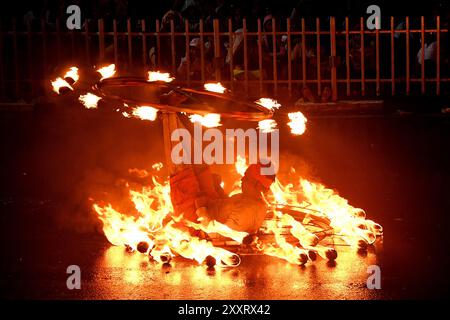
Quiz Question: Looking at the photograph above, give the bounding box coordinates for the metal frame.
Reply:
[0,17,448,101]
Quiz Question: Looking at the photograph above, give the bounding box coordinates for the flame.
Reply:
[258,119,278,133]
[189,113,221,128]
[204,82,226,94]
[51,77,73,94]
[78,93,101,109]
[148,71,174,83]
[64,67,79,83]
[92,138,382,268]
[97,64,116,80]
[288,112,307,135]
[93,173,240,267]
[131,106,158,121]
[255,98,281,112]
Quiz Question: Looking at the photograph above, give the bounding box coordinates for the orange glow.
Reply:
[189,113,221,128]
[51,77,73,94]
[258,119,278,133]
[288,111,307,135]
[148,71,174,83]
[255,98,281,112]
[97,64,116,80]
[64,67,79,83]
[78,93,101,109]
[204,82,226,94]
[131,106,158,121]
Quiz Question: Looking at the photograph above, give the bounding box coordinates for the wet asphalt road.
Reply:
[0,106,449,299]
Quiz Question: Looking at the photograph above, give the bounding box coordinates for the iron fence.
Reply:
[0,16,448,102]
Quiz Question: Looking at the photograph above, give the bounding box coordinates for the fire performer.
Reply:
[170,163,275,235]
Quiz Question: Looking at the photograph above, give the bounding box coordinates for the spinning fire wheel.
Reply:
[94,76,275,174]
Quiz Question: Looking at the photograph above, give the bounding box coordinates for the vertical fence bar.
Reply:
[41,20,47,77]
[56,19,62,64]
[375,26,380,96]
[345,17,350,96]
[0,20,4,98]
[390,16,395,95]
[420,16,425,94]
[98,19,105,62]
[12,19,19,98]
[213,19,221,81]
[26,22,34,97]
[71,28,76,60]
[227,19,234,92]
[317,18,322,96]
[170,19,176,74]
[257,19,263,95]
[271,18,278,95]
[142,19,147,67]
[360,17,365,97]
[301,18,306,89]
[436,16,440,95]
[156,20,161,69]
[84,19,90,66]
[185,19,190,87]
[243,19,249,94]
[406,16,410,95]
[127,19,133,68]
[287,18,292,97]
[199,19,205,82]
[113,20,118,66]
[330,17,337,101]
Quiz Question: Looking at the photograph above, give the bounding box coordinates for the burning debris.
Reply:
[49,65,383,271]
[78,93,101,109]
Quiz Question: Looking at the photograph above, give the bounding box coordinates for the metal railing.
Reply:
[0,16,448,102]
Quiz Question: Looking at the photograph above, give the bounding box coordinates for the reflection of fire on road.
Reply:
[50,65,383,270]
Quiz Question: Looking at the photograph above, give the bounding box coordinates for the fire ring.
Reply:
[94,77,273,121]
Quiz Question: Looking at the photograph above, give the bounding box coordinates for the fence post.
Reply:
[185,19,190,87]
[142,19,147,67]
[12,19,19,99]
[257,19,263,96]
[243,19,248,95]
[318,17,323,96]
[84,19,91,66]
[227,19,234,92]
[406,16,410,96]
[98,19,105,62]
[287,18,292,97]
[420,16,425,94]
[27,21,34,97]
[360,17,365,97]
[272,18,278,96]
[170,19,176,75]
[436,16,440,96]
[213,19,221,81]
[345,17,350,96]
[199,19,205,83]
[113,20,118,66]
[0,19,4,99]
[330,17,338,101]
[390,16,395,96]
[127,19,133,68]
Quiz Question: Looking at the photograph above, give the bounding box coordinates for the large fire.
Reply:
[49,65,383,269]
[93,158,382,267]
